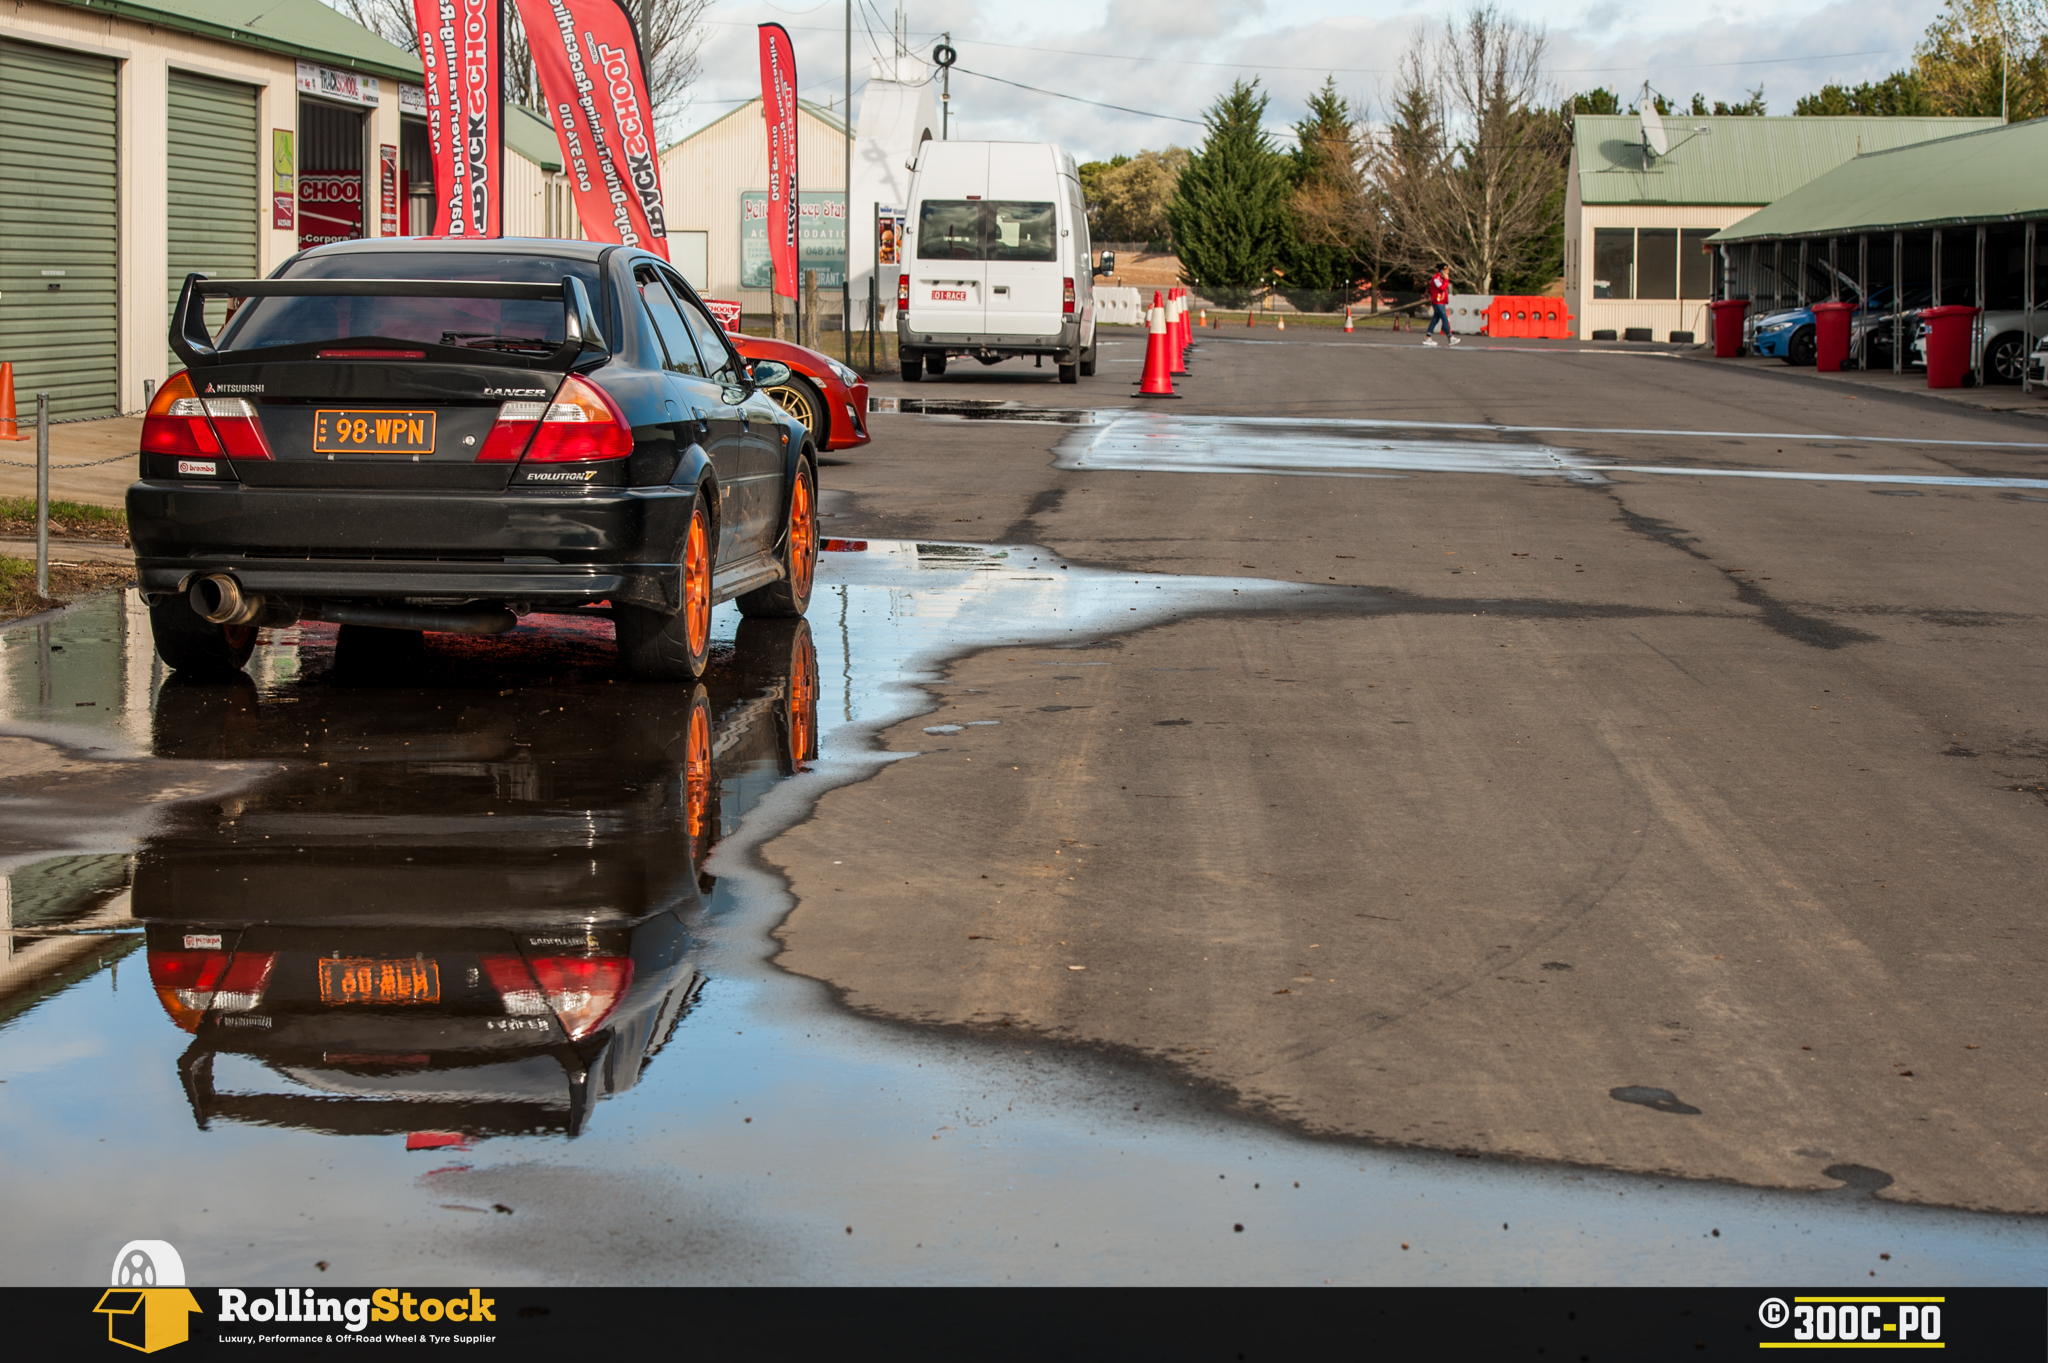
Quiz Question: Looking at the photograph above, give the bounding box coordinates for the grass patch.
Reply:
[0,498,129,543]
[0,556,135,623]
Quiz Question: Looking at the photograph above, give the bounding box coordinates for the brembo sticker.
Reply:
[177,461,217,477]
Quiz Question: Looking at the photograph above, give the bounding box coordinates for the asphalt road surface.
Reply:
[775,328,2048,1216]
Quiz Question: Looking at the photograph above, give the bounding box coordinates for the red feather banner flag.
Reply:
[410,0,503,236]
[757,22,799,300]
[514,0,670,258]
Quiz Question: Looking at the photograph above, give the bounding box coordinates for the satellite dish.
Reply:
[1640,101,1670,158]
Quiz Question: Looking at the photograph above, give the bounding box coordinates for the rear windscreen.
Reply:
[216,252,602,355]
[915,201,1057,262]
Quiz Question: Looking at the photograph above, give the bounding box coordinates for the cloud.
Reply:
[676,0,1939,160]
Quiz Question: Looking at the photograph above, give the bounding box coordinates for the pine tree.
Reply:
[1168,80,1291,297]
[1283,77,1363,294]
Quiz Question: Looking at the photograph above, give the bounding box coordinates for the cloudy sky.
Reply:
[677,0,1942,157]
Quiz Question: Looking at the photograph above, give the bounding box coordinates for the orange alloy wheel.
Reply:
[788,470,817,601]
[787,628,819,767]
[684,693,712,844]
[683,507,711,657]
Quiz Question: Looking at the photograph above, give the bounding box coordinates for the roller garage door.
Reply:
[0,39,120,419]
[167,70,259,369]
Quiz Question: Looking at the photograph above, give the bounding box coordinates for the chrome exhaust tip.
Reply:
[190,574,250,626]
[188,574,299,629]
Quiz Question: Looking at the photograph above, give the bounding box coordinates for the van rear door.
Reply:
[984,149,1063,340]
[907,144,989,336]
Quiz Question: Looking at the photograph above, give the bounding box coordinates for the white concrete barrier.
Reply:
[1449,294,1494,335]
[1094,287,1146,326]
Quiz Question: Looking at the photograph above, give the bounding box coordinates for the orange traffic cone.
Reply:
[1199,308,1207,328]
[1178,290,1194,357]
[1343,307,1354,334]
[0,363,27,441]
[1247,310,1255,328]
[1136,291,1179,399]
[1167,292,1188,376]
[1277,315,1286,332]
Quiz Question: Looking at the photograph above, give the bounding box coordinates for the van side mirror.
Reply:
[1093,250,1116,278]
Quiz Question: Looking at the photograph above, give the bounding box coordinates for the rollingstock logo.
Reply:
[1757,1295,1945,1346]
[91,1239,499,1350]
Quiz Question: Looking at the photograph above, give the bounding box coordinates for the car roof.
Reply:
[298,237,619,264]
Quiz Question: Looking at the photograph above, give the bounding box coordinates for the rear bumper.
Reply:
[897,319,1082,358]
[128,479,695,612]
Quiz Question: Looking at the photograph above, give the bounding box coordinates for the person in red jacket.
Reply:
[1422,264,1458,346]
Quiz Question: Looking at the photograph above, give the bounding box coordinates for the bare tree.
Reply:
[1372,6,1565,293]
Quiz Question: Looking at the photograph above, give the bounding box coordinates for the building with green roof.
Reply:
[1707,118,2048,381]
[1565,113,1997,342]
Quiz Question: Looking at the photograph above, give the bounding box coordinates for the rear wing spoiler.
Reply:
[169,273,610,371]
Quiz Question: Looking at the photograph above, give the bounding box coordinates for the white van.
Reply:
[896,140,1114,384]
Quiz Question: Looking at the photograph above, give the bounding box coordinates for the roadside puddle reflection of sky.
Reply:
[0,548,2041,1286]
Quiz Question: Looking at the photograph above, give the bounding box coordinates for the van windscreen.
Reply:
[916,201,1057,262]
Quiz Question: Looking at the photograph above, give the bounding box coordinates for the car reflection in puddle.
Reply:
[138,617,818,1143]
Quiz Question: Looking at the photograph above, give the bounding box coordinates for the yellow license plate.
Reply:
[318,957,441,1006]
[313,409,437,455]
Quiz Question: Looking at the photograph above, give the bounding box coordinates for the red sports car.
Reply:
[728,335,871,453]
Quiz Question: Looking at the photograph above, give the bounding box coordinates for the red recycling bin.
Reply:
[1709,299,1748,357]
[1920,305,1980,389]
[1811,300,1855,372]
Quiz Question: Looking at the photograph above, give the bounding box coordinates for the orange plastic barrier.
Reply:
[1484,297,1573,340]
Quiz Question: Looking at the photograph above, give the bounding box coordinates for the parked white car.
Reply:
[897,140,1112,383]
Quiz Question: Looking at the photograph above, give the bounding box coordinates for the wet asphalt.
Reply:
[1,328,2045,1285]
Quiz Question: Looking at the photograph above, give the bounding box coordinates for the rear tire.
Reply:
[148,593,256,677]
[737,458,817,619]
[1079,347,1096,377]
[1058,360,1079,384]
[900,350,923,383]
[735,617,819,773]
[927,353,948,376]
[616,490,714,681]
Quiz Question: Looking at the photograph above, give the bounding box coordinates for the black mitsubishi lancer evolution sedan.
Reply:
[131,239,819,681]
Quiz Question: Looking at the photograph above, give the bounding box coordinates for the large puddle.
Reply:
[1035,412,2048,488]
[1,552,2042,1285]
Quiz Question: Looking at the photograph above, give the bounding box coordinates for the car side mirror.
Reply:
[1092,250,1115,278]
[748,359,793,389]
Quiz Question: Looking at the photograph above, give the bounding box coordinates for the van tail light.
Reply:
[898,274,909,308]
[1063,278,1076,314]
[148,947,275,1032]
[481,953,633,1040]
[477,375,631,464]
[141,370,274,461]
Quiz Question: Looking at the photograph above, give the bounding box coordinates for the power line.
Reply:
[951,66,1206,127]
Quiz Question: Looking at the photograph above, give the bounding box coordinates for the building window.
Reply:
[1637,228,1678,299]
[1592,228,1634,299]
[1680,228,1717,299]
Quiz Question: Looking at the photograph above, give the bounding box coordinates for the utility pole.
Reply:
[845,0,852,362]
[940,30,951,138]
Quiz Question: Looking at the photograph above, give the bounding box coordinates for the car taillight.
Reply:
[477,375,631,464]
[140,370,274,460]
[481,953,633,1040]
[1063,277,1076,314]
[898,274,909,307]
[148,947,274,1032]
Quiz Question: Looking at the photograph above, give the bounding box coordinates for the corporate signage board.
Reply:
[295,61,379,106]
[741,192,845,290]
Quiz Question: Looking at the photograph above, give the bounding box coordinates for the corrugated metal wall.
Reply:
[0,39,121,418]
[166,70,259,368]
